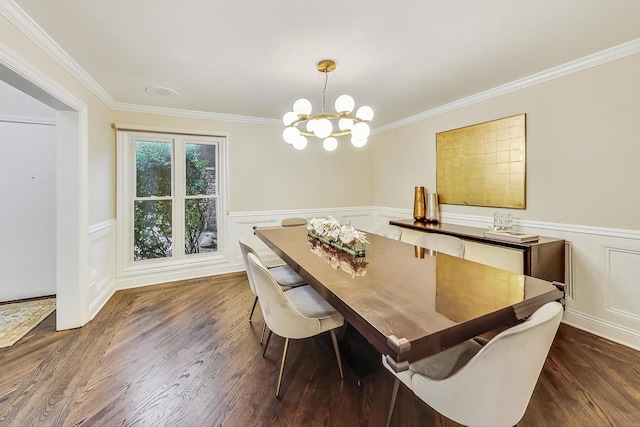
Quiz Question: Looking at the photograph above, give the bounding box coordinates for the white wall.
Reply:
[371,53,640,230]
[110,111,376,289]
[371,52,640,350]
[111,111,375,212]
[0,79,56,120]
[0,80,56,301]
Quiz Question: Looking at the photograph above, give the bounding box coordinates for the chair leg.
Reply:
[276,338,290,398]
[262,330,272,357]
[386,378,400,427]
[249,296,258,322]
[329,329,344,379]
[260,322,267,344]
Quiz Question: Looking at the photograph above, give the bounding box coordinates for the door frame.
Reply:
[0,43,90,329]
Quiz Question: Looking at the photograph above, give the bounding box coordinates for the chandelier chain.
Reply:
[322,69,328,114]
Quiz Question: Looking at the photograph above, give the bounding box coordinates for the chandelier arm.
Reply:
[290,113,366,124]
[299,130,351,138]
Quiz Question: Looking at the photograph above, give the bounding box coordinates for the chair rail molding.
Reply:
[105,205,640,353]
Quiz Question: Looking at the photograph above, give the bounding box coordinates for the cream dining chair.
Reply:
[383,301,563,427]
[247,252,345,398]
[238,238,306,325]
[415,233,465,258]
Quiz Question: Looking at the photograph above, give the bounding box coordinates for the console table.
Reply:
[389,219,565,283]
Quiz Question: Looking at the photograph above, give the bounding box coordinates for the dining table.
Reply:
[254,225,565,377]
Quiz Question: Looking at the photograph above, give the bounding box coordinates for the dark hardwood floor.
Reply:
[1,272,640,426]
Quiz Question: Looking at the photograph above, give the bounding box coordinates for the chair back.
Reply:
[281,217,308,227]
[411,301,563,427]
[377,225,402,241]
[415,233,465,258]
[246,252,321,339]
[238,238,262,295]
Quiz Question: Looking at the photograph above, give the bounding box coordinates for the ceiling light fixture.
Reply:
[282,60,374,151]
[145,86,179,97]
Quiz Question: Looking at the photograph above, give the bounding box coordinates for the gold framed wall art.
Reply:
[436,114,526,209]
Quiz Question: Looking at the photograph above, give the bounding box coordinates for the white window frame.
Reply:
[116,127,228,279]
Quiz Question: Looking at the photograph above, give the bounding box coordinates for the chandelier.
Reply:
[282,59,374,151]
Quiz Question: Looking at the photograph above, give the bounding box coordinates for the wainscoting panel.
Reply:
[605,246,640,321]
[88,220,116,319]
[98,206,640,352]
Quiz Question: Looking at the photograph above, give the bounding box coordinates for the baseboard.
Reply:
[562,308,640,352]
[115,261,246,290]
[89,283,114,321]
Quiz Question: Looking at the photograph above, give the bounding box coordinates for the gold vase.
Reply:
[413,186,426,221]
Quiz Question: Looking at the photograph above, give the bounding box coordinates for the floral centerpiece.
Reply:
[306,216,368,256]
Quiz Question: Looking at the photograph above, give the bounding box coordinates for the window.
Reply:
[117,129,226,277]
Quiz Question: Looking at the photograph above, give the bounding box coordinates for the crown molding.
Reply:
[3,0,639,130]
[113,102,280,126]
[374,38,640,134]
[0,0,115,108]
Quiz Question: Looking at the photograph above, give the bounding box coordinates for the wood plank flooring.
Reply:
[1,272,640,426]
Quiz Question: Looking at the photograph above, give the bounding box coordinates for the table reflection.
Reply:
[308,237,368,278]
[435,254,525,323]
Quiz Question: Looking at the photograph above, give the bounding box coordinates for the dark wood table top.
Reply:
[254,226,564,371]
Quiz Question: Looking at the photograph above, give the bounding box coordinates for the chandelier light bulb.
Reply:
[356,106,374,121]
[334,94,355,114]
[338,118,354,131]
[351,136,368,148]
[313,118,333,139]
[351,122,371,139]
[283,111,298,126]
[293,98,312,116]
[283,126,300,144]
[323,137,338,152]
[293,135,308,150]
[306,119,317,132]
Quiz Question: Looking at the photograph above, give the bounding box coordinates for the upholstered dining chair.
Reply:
[377,225,402,241]
[415,233,465,258]
[247,252,345,398]
[281,217,308,227]
[383,301,563,427]
[238,238,306,325]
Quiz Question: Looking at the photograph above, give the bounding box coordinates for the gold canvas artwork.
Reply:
[436,114,526,208]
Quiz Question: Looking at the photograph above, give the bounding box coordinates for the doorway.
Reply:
[0,80,56,302]
[1,52,89,330]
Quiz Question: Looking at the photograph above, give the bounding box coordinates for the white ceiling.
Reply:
[12,0,640,128]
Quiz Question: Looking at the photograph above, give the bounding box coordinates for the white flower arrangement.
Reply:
[307,216,368,256]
